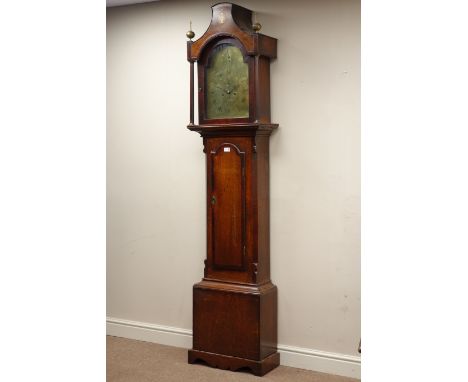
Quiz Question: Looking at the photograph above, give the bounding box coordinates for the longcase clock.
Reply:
[186,3,279,376]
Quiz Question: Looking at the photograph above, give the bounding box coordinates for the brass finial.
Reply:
[252,12,261,32]
[186,20,195,40]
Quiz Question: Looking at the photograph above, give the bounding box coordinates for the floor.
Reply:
[107,336,360,382]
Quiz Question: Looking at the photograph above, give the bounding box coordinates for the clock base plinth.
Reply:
[189,280,279,376]
[188,349,280,376]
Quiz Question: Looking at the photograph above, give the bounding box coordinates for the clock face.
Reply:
[205,43,249,119]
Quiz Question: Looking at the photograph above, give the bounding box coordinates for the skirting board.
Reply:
[106,317,361,379]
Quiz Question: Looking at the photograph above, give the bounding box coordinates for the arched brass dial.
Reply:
[205,44,249,119]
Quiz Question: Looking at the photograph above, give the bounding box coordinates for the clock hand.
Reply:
[215,85,231,94]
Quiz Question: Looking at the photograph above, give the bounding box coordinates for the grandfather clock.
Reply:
[186,3,279,376]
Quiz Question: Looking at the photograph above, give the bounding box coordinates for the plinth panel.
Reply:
[191,281,278,374]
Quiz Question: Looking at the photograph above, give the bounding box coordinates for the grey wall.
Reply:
[107,0,360,357]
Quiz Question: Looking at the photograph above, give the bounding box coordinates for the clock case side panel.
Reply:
[253,133,272,284]
[254,56,272,124]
